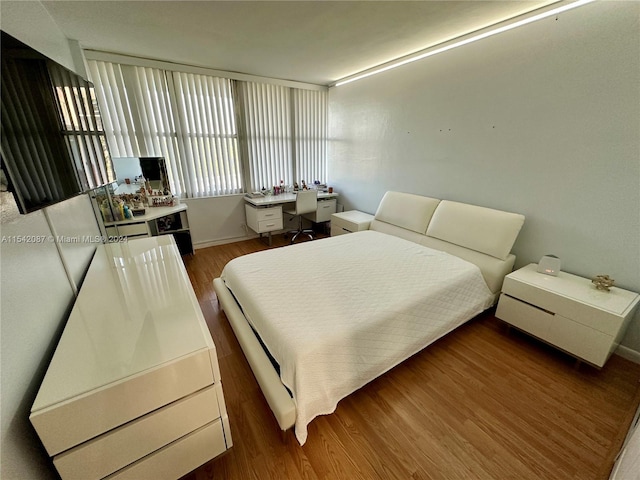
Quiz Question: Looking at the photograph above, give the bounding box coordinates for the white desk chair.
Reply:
[285,190,317,244]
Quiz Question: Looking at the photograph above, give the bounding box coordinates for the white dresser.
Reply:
[331,210,374,236]
[30,236,231,479]
[496,263,639,367]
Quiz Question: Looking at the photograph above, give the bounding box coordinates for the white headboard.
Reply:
[369,191,525,296]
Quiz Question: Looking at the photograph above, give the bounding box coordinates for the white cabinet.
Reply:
[245,204,283,234]
[496,263,639,367]
[331,210,374,236]
[303,198,337,223]
[30,236,231,479]
[104,204,193,255]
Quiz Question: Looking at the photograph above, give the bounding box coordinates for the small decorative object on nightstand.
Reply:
[592,274,615,291]
[537,254,561,276]
[496,264,639,367]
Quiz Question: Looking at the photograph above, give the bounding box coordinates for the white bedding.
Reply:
[221,230,493,444]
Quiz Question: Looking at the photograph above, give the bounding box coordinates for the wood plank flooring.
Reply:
[181,235,640,480]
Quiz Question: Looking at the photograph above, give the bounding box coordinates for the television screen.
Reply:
[0,31,114,214]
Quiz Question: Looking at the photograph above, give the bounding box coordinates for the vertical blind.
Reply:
[293,89,327,187]
[240,83,328,192]
[239,82,292,191]
[171,72,241,197]
[87,58,327,197]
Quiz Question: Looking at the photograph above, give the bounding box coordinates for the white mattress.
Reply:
[221,230,493,444]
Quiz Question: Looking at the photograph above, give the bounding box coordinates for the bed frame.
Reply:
[213,191,525,433]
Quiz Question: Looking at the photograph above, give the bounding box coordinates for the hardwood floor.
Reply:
[181,235,640,480]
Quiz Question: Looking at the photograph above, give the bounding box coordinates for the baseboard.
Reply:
[615,345,640,364]
[194,234,258,249]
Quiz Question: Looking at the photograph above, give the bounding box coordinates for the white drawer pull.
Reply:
[264,213,274,217]
[265,223,275,227]
[322,205,330,209]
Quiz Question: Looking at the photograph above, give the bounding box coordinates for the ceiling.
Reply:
[40,1,557,86]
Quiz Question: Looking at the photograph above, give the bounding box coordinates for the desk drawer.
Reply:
[117,222,149,237]
[256,207,282,222]
[258,218,283,232]
[53,386,220,479]
[315,199,337,223]
[105,420,226,480]
[246,205,283,234]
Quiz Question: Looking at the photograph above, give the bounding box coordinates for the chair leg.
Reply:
[289,215,314,244]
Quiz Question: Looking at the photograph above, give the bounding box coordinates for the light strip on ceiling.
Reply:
[333,0,595,87]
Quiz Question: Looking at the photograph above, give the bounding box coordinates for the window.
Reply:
[88,61,241,197]
[87,58,327,197]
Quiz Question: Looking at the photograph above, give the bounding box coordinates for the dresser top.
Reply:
[32,236,212,412]
[507,264,639,315]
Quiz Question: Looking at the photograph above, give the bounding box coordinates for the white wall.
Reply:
[0,3,102,478]
[327,1,640,353]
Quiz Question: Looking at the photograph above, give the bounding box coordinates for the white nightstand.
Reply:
[331,210,374,236]
[496,264,639,367]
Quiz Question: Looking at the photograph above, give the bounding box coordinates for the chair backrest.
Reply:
[295,190,318,215]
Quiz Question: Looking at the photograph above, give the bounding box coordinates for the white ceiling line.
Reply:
[332,0,595,88]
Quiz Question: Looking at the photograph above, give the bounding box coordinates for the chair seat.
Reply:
[286,190,318,244]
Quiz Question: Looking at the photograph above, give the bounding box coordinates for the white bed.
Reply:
[213,191,525,444]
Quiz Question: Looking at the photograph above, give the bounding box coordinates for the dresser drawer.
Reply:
[31,349,215,456]
[105,420,227,480]
[53,385,220,479]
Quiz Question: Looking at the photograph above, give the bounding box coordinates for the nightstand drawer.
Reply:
[496,294,553,340]
[331,210,374,236]
[546,317,612,367]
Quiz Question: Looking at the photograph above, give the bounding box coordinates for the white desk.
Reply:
[104,204,193,255]
[244,191,338,245]
[243,191,338,207]
[30,236,231,479]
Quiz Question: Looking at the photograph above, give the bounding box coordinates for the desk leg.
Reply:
[259,232,273,247]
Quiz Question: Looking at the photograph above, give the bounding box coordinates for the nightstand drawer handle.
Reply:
[504,294,556,315]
